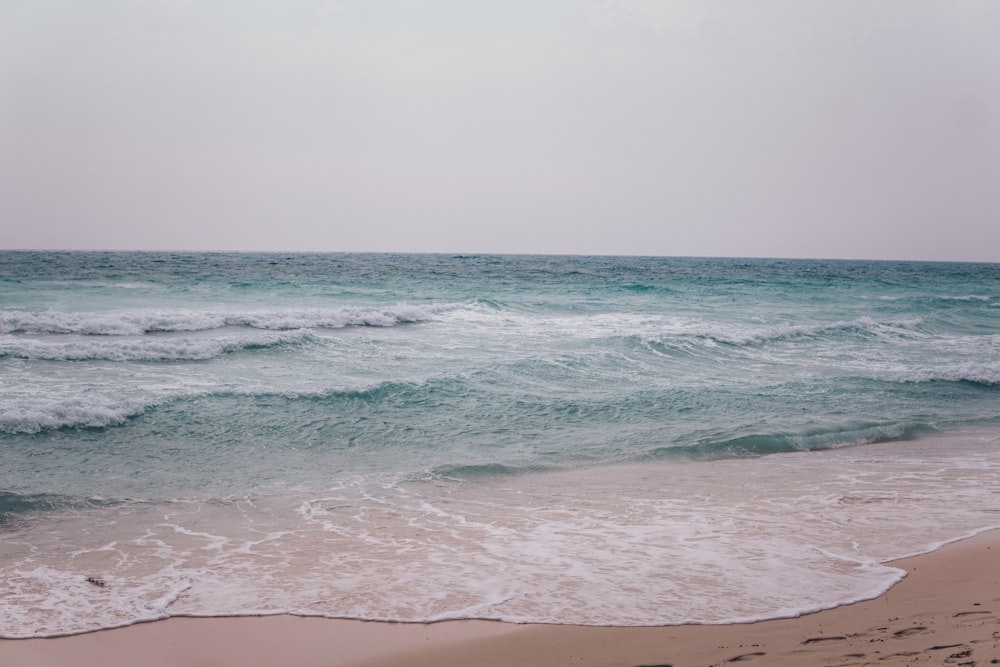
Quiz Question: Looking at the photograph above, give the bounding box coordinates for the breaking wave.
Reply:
[0,330,312,362]
[692,317,924,347]
[651,422,936,460]
[888,362,1000,387]
[0,303,467,335]
[0,395,155,434]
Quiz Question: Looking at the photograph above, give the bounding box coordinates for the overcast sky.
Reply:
[1,1,998,260]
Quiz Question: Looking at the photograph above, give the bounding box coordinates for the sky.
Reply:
[1,1,998,261]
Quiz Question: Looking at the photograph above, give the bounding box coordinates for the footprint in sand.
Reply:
[944,648,974,663]
[727,652,767,662]
[892,626,928,638]
[878,651,921,661]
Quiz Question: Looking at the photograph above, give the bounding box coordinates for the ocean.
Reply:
[1,251,999,638]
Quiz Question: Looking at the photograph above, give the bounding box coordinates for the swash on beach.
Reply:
[1,251,999,637]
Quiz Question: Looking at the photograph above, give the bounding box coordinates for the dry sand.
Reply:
[3,530,998,667]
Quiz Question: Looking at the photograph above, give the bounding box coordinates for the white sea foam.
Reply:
[445,311,926,351]
[0,303,467,335]
[0,310,224,335]
[0,565,174,637]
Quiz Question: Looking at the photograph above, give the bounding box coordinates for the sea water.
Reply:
[1,252,999,637]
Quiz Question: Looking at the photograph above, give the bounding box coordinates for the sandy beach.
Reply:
[2,529,998,667]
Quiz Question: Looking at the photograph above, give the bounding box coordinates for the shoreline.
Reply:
[3,530,999,666]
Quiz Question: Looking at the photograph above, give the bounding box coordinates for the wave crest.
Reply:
[652,422,935,460]
[0,396,152,434]
[0,303,466,335]
[692,316,923,347]
[0,492,118,519]
[0,330,312,362]
[0,381,427,434]
[890,362,1000,387]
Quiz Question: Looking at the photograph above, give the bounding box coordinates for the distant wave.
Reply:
[222,379,459,407]
[0,330,313,362]
[0,492,119,519]
[620,282,658,293]
[889,362,1000,387]
[690,316,923,347]
[0,303,467,335]
[430,462,552,479]
[652,422,935,460]
[0,380,434,434]
[936,294,992,302]
[874,294,993,304]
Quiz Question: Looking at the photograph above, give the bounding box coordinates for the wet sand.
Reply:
[2,530,998,667]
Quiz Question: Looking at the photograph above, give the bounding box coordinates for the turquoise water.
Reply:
[1,252,999,635]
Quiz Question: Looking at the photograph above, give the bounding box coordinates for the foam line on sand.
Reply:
[2,530,999,667]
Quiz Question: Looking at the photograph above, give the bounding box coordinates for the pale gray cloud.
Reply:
[2,1,998,260]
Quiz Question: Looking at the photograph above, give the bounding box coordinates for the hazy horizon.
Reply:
[3,1,998,262]
[3,248,1000,265]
